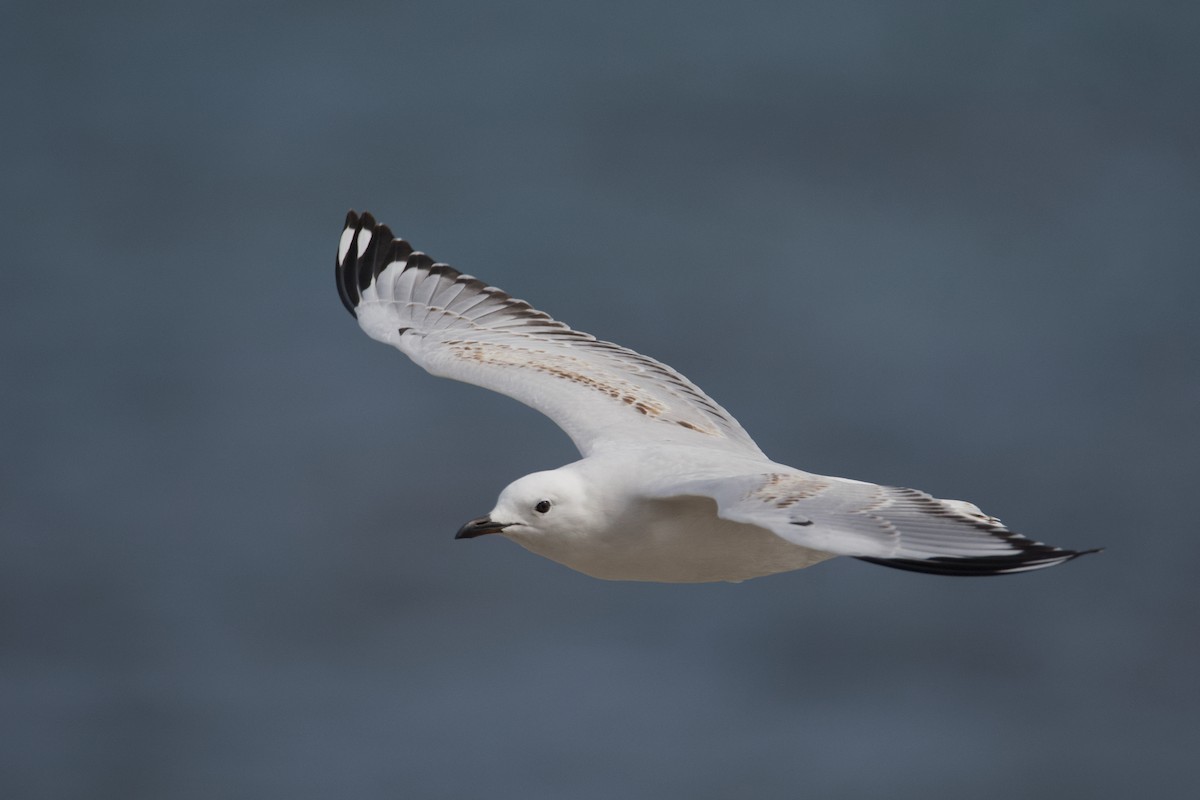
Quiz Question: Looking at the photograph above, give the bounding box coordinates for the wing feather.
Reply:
[336,210,763,457]
[650,471,1100,576]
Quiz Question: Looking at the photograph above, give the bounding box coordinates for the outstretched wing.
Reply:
[651,471,1100,575]
[336,211,763,457]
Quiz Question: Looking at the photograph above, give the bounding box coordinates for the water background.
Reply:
[3,2,1198,797]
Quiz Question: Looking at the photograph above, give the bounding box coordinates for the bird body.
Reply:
[336,211,1098,581]
[481,449,834,583]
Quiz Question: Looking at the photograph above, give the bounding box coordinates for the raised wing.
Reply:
[651,471,1100,575]
[336,211,763,457]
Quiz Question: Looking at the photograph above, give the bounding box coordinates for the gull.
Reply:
[335,211,1099,582]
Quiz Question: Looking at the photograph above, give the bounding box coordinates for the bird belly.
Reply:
[508,495,834,583]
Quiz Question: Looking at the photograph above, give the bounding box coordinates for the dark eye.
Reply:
[534,500,551,514]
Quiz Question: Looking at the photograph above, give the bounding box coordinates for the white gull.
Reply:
[336,211,1099,581]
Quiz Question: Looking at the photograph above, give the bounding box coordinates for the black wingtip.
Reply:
[336,210,360,317]
[335,210,416,320]
[856,545,1102,577]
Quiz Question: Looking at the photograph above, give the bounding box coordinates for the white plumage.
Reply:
[337,211,1098,581]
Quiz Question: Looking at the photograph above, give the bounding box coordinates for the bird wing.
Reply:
[647,470,1099,575]
[336,211,764,458]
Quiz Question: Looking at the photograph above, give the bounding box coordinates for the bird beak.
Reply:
[455,515,510,540]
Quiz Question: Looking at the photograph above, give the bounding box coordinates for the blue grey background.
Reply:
[3,1,1198,797]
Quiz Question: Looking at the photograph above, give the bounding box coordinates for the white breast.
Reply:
[506,494,833,583]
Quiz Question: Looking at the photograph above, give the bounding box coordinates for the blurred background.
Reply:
[3,1,1197,797]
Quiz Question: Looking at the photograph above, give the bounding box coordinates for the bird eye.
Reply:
[534,500,551,514]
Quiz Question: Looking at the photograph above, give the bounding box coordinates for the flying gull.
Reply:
[336,211,1099,581]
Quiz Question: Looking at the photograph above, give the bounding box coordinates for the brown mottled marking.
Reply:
[670,419,719,435]
[447,341,675,420]
[749,472,831,509]
[443,338,727,437]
